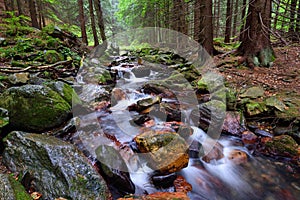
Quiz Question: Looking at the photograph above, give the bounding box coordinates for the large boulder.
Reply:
[0,174,32,200]
[0,84,72,132]
[134,130,189,174]
[3,131,111,200]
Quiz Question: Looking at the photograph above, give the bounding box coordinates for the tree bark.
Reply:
[28,0,40,29]
[94,0,107,46]
[16,0,23,16]
[88,0,99,46]
[237,0,275,68]
[289,0,297,32]
[78,0,88,45]
[239,0,247,42]
[296,0,300,32]
[224,0,233,43]
[193,0,200,41]
[198,0,214,55]
[232,0,239,40]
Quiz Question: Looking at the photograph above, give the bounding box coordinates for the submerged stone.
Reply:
[3,131,111,200]
[0,84,71,132]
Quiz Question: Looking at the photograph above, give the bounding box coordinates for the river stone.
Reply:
[0,174,32,200]
[0,107,9,129]
[240,86,265,99]
[44,81,81,105]
[264,135,299,158]
[0,84,71,132]
[134,130,189,174]
[2,131,111,200]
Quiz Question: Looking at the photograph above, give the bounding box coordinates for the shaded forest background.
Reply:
[0,0,299,66]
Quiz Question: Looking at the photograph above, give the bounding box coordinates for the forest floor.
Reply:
[215,44,300,95]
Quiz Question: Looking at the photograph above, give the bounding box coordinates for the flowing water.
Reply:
[73,57,300,200]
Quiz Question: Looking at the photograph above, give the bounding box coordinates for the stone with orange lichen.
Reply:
[174,175,192,193]
[134,130,189,173]
[117,192,190,200]
[242,130,258,144]
[227,149,248,165]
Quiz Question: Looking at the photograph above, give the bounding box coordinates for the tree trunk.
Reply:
[273,0,281,29]
[239,0,247,42]
[280,0,290,31]
[94,0,107,45]
[237,0,275,68]
[232,0,239,40]
[198,0,214,55]
[88,0,99,46]
[289,0,297,32]
[224,0,233,43]
[28,0,40,29]
[16,0,23,16]
[193,0,200,41]
[296,0,300,32]
[78,0,88,45]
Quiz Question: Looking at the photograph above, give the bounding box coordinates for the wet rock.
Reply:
[202,142,224,163]
[3,131,111,200]
[240,86,265,99]
[142,83,176,98]
[131,114,153,126]
[227,150,248,165]
[151,173,177,188]
[0,84,71,132]
[242,130,258,144]
[0,108,9,129]
[255,129,273,138]
[44,81,80,106]
[131,66,151,78]
[118,192,190,200]
[222,111,246,136]
[174,175,193,193]
[134,130,189,173]
[8,73,29,84]
[0,174,32,200]
[95,145,135,198]
[136,96,161,112]
[263,135,299,158]
[111,88,127,104]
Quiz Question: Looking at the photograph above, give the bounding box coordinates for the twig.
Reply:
[0,60,73,73]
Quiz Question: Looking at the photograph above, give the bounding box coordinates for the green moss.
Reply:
[265,135,298,156]
[245,100,267,116]
[8,176,32,200]
[44,50,64,64]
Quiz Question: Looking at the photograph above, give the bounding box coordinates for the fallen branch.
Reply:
[0,60,73,73]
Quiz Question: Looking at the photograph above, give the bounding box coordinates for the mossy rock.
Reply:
[43,50,64,64]
[44,81,81,106]
[134,131,189,173]
[0,174,32,200]
[246,100,267,116]
[0,84,71,132]
[265,135,299,157]
[274,93,300,120]
[240,86,265,99]
[0,108,9,132]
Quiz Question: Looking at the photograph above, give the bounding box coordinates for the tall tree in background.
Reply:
[296,0,300,32]
[224,0,232,43]
[28,0,39,29]
[196,0,214,55]
[88,0,99,46]
[78,0,88,45]
[238,0,275,68]
[289,0,297,32]
[94,0,107,46]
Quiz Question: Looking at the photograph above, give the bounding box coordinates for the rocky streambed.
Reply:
[0,36,300,199]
